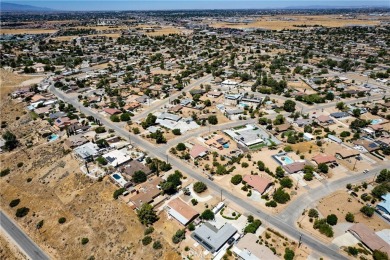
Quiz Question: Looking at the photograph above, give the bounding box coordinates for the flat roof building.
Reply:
[191,222,237,253]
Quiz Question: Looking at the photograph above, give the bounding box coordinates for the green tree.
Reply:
[273,188,290,204]
[110,115,120,122]
[280,177,293,188]
[120,113,131,121]
[172,129,181,135]
[244,219,262,234]
[176,143,186,151]
[133,171,147,184]
[376,169,390,183]
[283,100,296,112]
[141,113,157,129]
[172,229,185,244]
[201,209,215,220]
[318,163,329,173]
[373,250,389,260]
[142,236,153,246]
[208,115,218,125]
[9,199,20,208]
[193,182,207,193]
[257,161,265,171]
[275,166,285,178]
[360,206,375,217]
[231,175,243,185]
[152,240,162,250]
[58,217,67,224]
[326,214,338,226]
[2,131,18,151]
[81,238,89,245]
[137,203,158,226]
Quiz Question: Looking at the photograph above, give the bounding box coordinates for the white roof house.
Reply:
[103,149,131,167]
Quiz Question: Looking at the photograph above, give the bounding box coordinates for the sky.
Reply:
[6,0,390,11]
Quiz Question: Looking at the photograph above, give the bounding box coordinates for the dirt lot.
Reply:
[317,191,390,231]
[1,29,58,35]
[210,15,380,30]
[143,27,183,36]
[0,69,43,98]
[0,103,178,259]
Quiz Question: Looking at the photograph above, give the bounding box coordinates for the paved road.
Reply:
[278,164,390,226]
[0,211,50,260]
[131,74,212,121]
[49,85,350,259]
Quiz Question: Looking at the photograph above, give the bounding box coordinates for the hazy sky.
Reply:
[6,0,390,11]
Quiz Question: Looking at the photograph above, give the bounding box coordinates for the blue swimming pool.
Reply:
[48,134,59,142]
[273,153,295,165]
[112,174,121,180]
[223,143,229,148]
[371,119,382,125]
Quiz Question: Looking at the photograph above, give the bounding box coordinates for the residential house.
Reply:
[166,198,199,226]
[191,223,237,253]
[335,149,360,159]
[294,118,313,127]
[63,134,88,150]
[103,149,132,167]
[189,144,208,160]
[103,107,121,115]
[54,117,78,130]
[330,112,350,119]
[283,162,306,174]
[120,160,152,181]
[353,139,380,153]
[129,177,163,209]
[232,233,279,260]
[74,142,100,161]
[312,154,337,165]
[315,115,334,126]
[205,135,228,150]
[348,223,390,256]
[207,91,222,98]
[243,175,273,195]
[376,193,390,216]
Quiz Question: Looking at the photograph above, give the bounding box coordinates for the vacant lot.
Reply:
[1,29,58,35]
[0,108,178,259]
[211,15,380,30]
[0,230,26,260]
[317,191,390,231]
[0,69,43,98]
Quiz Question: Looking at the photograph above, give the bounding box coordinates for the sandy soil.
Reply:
[1,29,58,35]
[317,191,390,232]
[210,15,380,30]
[0,69,44,98]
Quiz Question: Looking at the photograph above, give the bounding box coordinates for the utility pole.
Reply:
[166,154,169,163]
[352,157,358,171]
[220,189,223,202]
[298,233,302,247]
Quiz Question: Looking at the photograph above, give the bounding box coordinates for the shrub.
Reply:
[193,182,207,193]
[241,162,249,168]
[172,229,185,244]
[81,238,89,245]
[308,209,319,218]
[191,198,198,206]
[36,220,44,229]
[347,247,358,256]
[284,248,295,260]
[132,171,147,184]
[142,236,152,246]
[9,199,20,208]
[58,217,67,224]
[313,219,334,237]
[17,162,23,168]
[152,240,162,250]
[373,250,389,260]
[113,188,126,199]
[144,227,154,235]
[326,214,338,226]
[318,163,329,173]
[176,143,186,151]
[360,206,375,217]
[345,212,354,223]
[244,219,262,234]
[247,215,254,223]
[231,174,243,185]
[0,168,10,177]
[15,207,29,218]
[266,200,277,207]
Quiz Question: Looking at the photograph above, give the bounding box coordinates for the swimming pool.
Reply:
[223,143,229,148]
[112,173,121,180]
[48,134,59,142]
[273,153,295,165]
[371,119,383,125]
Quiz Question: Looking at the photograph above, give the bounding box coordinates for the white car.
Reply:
[363,170,369,174]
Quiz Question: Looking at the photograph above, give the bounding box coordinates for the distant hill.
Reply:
[0,2,53,12]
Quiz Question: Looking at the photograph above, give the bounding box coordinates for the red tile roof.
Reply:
[312,154,336,164]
